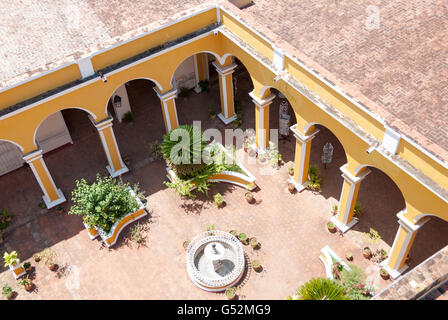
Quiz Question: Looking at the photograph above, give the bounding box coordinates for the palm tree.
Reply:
[297,278,348,300]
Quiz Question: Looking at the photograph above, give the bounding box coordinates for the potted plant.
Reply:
[229,230,238,237]
[209,110,217,119]
[363,247,372,259]
[288,167,294,176]
[252,260,262,272]
[238,233,249,245]
[55,206,64,214]
[380,268,390,280]
[19,276,33,291]
[123,156,131,166]
[243,141,249,152]
[380,249,388,260]
[250,237,259,249]
[33,253,41,263]
[183,240,190,250]
[225,287,237,300]
[41,248,57,271]
[2,285,13,300]
[214,193,224,208]
[245,192,254,204]
[288,183,295,193]
[327,221,337,233]
[331,205,338,215]
[38,202,45,209]
[23,262,32,272]
[346,252,353,261]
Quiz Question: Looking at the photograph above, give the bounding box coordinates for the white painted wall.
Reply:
[0,141,24,176]
[36,111,72,153]
[174,56,196,89]
[111,84,132,122]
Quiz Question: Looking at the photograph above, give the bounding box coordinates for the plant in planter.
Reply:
[229,230,238,237]
[183,240,190,250]
[123,111,134,123]
[238,233,249,245]
[346,252,353,261]
[249,237,259,249]
[288,167,294,176]
[33,253,41,263]
[38,202,45,209]
[331,205,338,215]
[150,141,164,160]
[3,251,19,268]
[69,174,144,235]
[205,224,215,235]
[179,87,190,99]
[41,248,57,271]
[380,249,388,260]
[55,206,64,214]
[245,192,254,203]
[23,262,32,272]
[243,141,249,152]
[379,268,389,280]
[19,276,33,291]
[214,193,224,208]
[288,183,296,193]
[252,260,262,272]
[209,110,217,119]
[364,228,381,244]
[363,247,372,259]
[353,202,362,217]
[327,221,337,233]
[198,80,210,93]
[225,287,237,300]
[307,165,323,192]
[2,285,13,300]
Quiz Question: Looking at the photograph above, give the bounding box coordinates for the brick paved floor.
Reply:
[0,72,447,300]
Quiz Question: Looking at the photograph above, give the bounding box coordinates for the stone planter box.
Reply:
[166,142,257,193]
[319,245,351,280]
[83,188,146,248]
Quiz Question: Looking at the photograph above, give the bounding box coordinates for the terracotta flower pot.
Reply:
[245,193,254,203]
[288,183,295,193]
[6,292,14,300]
[363,248,372,259]
[24,283,33,291]
[380,269,390,280]
[49,264,56,271]
[327,224,337,233]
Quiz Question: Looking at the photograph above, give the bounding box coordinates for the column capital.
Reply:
[154,87,177,101]
[89,115,113,130]
[249,90,275,108]
[23,149,43,163]
[340,164,371,185]
[212,61,237,76]
[290,124,319,144]
[397,210,429,232]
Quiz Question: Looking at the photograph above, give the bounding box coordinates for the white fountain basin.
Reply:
[186,230,245,292]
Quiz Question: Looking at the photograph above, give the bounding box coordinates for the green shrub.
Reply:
[123,111,134,123]
[297,278,348,300]
[69,174,144,233]
[179,87,190,98]
[198,80,210,93]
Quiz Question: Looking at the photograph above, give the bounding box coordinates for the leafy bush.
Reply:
[69,174,144,233]
[340,265,372,300]
[198,80,210,93]
[123,111,134,123]
[297,278,348,300]
[307,164,323,192]
[3,251,19,267]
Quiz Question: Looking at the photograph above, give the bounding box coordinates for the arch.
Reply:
[33,107,97,147]
[169,50,222,87]
[104,77,163,116]
[0,138,24,152]
[413,212,448,225]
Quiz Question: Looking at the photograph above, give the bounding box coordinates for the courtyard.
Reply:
[0,72,447,300]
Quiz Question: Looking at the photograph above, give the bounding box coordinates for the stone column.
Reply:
[23,149,66,209]
[154,87,179,132]
[212,61,238,124]
[249,90,276,152]
[90,116,129,178]
[193,53,210,93]
[330,164,371,232]
[381,211,428,279]
[288,124,320,191]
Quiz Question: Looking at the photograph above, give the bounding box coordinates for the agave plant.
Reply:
[297,278,348,300]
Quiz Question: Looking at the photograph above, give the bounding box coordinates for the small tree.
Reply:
[69,174,144,233]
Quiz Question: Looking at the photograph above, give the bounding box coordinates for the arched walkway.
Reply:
[106,79,165,166]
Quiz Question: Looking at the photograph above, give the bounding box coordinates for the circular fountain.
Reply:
[186,230,245,292]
